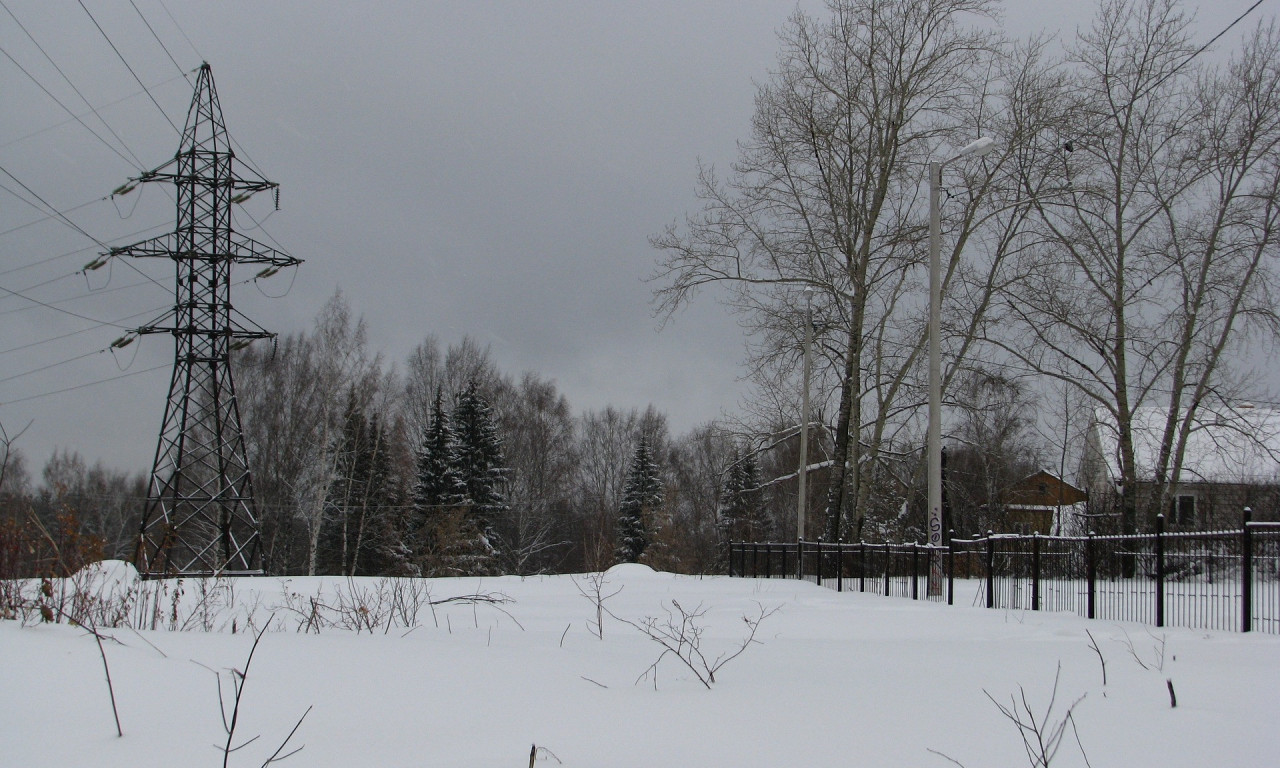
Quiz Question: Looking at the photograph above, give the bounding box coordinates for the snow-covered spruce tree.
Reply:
[411,387,475,576]
[719,445,765,546]
[450,379,506,572]
[615,436,663,564]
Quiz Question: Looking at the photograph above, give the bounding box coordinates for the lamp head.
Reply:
[957,136,996,158]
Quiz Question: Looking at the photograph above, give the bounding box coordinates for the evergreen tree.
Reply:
[413,388,467,511]
[615,436,662,564]
[451,379,508,531]
[719,444,764,544]
[411,384,502,576]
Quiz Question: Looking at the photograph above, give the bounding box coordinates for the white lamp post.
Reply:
[797,286,814,544]
[928,136,995,596]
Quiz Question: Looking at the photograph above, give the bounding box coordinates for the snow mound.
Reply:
[604,563,658,579]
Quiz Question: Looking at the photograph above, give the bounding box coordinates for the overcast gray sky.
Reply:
[0,1,1261,474]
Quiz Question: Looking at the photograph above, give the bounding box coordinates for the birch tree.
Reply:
[992,0,1280,532]
[654,0,1016,539]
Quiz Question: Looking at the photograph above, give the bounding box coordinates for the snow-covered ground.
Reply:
[3,562,1276,767]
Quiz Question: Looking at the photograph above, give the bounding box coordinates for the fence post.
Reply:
[816,540,824,588]
[1032,533,1041,611]
[884,543,891,597]
[985,531,995,609]
[1086,530,1096,620]
[752,543,760,578]
[911,544,920,600]
[1242,508,1253,633]
[947,530,955,606]
[858,543,866,593]
[837,540,845,593]
[766,543,774,579]
[1155,514,1165,628]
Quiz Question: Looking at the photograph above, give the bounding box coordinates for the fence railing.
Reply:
[728,513,1280,635]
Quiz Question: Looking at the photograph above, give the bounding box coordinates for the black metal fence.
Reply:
[729,513,1280,635]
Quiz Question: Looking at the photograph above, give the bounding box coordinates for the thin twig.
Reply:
[261,705,312,766]
[1084,629,1106,686]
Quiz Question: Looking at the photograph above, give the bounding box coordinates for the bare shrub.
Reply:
[572,571,621,639]
[211,619,311,767]
[614,599,777,689]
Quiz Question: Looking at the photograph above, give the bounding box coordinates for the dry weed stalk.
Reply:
[614,599,777,690]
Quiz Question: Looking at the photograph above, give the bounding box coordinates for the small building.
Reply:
[1080,405,1280,530]
[998,470,1088,535]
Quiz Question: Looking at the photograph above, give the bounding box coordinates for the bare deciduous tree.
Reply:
[653,0,1016,540]
[991,0,1280,533]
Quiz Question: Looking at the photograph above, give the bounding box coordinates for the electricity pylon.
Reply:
[111,63,300,577]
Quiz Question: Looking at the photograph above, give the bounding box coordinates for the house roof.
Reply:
[1002,470,1088,506]
[1090,405,1280,484]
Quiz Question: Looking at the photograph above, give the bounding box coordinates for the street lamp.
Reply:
[797,286,814,544]
[928,136,995,596]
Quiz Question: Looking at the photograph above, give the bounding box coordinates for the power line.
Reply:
[0,348,106,385]
[0,281,136,328]
[155,0,203,62]
[0,165,110,248]
[0,219,171,279]
[0,363,167,407]
[0,193,106,239]
[0,0,148,169]
[128,0,190,83]
[0,305,164,355]
[0,169,170,294]
[0,44,140,170]
[1138,0,1269,100]
[0,72,188,151]
[76,0,181,136]
[0,281,161,320]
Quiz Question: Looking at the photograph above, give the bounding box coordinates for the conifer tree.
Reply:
[615,436,662,564]
[413,388,467,512]
[719,445,764,544]
[452,379,508,533]
[411,387,479,575]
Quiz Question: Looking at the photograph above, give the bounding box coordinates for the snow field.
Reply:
[2,561,1276,766]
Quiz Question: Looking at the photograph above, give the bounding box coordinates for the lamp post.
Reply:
[798,286,814,544]
[928,136,995,596]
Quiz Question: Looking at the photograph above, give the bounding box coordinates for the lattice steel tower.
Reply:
[113,63,300,576]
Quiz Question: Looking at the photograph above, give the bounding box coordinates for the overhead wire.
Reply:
[0,219,172,278]
[0,191,107,238]
[75,0,181,136]
[0,349,107,385]
[0,281,137,328]
[0,164,112,248]
[1134,0,1268,102]
[0,167,170,293]
[0,305,166,355]
[0,364,168,407]
[155,0,203,62]
[0,0,148,169]
[0,71,189,151]
[0,280,160,319]
[128,0,190,84]
[0,44,141,171]
[0,5,302,429]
